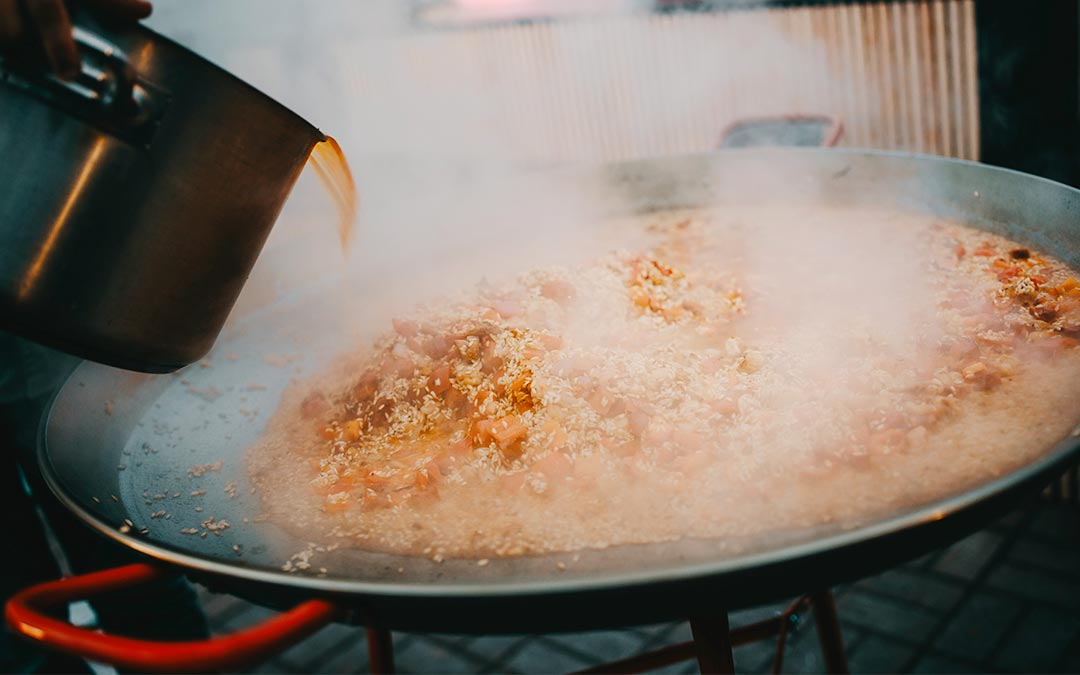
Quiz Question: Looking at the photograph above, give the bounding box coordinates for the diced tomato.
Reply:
[407,485,440,508]
[645,418,673,444]
[1033,335,1079,352]
[587,389,619,415]
[480,352,503,375]
[500,472,527,493]
[991,259,1020,280]
[369,397,395,426]
[946,338,979,361]
[491,370,508,395]
[490,415,528,449]
[392,319,420,337]
[473,418,496,445]
[881,411,908,429]
[448,436,474,457]
[390,357,418,378]
[428,364,451,394]
[491,299,523,318]
[423,335,451,360]
[300,392,327,419]
[532,451,572,481]
[541,279,577,305]
[415,463,441,490]
[710,397,738,416]
[964,362,1000,390]
[538,333,563,350]
[475,388,492,407]
[627,409,650,436]
[513,393,535,415]
[1058,277,1080,296]
[607,398,627,416]
[508,374,531,395]
[390,445,426,463]
[424,459,443,483]
[574,454,606,483]
[604,438,641,457]
[342,419,363,442]
[433,451,457,475]
[699,357,724,375]
[541,418,568,447]
[1057,296,1080,314]
[444,387,469,414]
[352,373,379,401]
[521,346,545,360]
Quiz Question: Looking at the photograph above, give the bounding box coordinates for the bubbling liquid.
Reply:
[249,206,1080,561]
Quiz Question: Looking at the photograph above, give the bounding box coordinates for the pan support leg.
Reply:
[689,614,736,674]
[809,590,848,674]
[366,625,395,674]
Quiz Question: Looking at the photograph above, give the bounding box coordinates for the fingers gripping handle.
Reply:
[6,563,341,673]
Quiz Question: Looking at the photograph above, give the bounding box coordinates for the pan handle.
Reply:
[717,114,845,149]
[5,563,342,673]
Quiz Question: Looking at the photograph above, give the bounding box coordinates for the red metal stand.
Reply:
[4,564,340,673]
[6,561,846,674]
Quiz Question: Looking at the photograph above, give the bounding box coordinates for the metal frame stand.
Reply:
[689,614,736,674]
[363,590,848,674]
[366,625,395,674]
[809,590,849,674]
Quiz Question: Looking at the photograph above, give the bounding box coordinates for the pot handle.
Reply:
[0,27,161,144]
[67,27,139,119]
[5,563,342,673]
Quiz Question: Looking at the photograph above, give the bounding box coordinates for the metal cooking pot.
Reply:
[0,12,325,373]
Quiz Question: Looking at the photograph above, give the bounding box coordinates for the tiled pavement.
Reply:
[199,500,1080,674]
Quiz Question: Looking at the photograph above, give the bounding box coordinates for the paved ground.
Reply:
[194,497,1080,674]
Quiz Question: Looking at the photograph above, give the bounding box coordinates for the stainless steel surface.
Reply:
[0,12,324,373]
[34,149,1080,629]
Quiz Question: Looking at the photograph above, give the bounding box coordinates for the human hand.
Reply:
[0,0,152,79]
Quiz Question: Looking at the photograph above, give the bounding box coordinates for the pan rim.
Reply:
[38,412,1080,597]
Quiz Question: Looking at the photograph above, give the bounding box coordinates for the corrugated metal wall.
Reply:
[336,0,979,164]
[224,0,985,313]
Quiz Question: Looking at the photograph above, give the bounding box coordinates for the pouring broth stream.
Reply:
[309,137,358,250]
